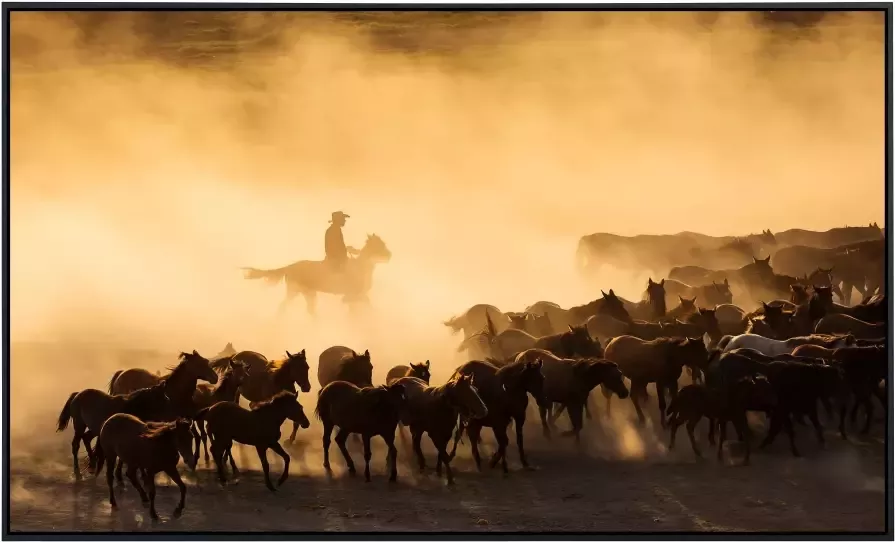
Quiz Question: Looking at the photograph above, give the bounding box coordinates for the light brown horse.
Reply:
[199,391,310,491]
[515,349,628,443]
[56,383,175,479]
[394,374,488,484]
[603,336,709,427]
[243,233,392,315]
[94,415,195,521]
[216,349,312,443]
[815,313,887,340]
[386,361,431,385]
[318,347,374,389]
[315,381,406,482]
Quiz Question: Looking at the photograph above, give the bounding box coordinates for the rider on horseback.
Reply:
[325,211,360,273]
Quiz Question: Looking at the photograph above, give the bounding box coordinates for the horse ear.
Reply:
[648,277,654,285]
[678,295,685,303]
[286,350,292,358]
[761,301,769,309]
[363,349,370,357]
[764,256,771,263]
[609,289,615,296]
[752,256,759,263]
[568,325,575,332]
[724,278,729,286]
[425,360,430,368]
[192,349,199,356]
[601,290,608,297]
[690,297,697,304]
[300,349,306,356]
[660,278,665,286]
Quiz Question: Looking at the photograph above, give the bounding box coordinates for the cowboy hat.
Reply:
[329,211,350,222]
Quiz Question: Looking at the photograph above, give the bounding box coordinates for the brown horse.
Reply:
[191,362,249,464]
[56,383,175,479]
[444,304,510,339]
[315,381,406,482]
[815,313,886,340]
[108,350,219,397]
[584,313,630,344]
[603,336,709,427]
[507,311,553,337]
[449,359,546,473]
[243,234,392,315]
[666,296,698,321]
[394,374,488,484]
[515,350,628,443]
[94,415,195,521]
[218,350,312,443]
[318,347,374,389]
[386,361,431,385]
[200,391,310,491]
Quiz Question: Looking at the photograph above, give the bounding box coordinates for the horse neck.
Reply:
[213,375,241,402]
[495,365,525,395]
[271,362,295,389]
[254,403,291,428]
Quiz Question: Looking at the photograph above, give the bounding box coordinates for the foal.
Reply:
[94,415,195,521]
[200,391,310,491]
[191,362,248,464]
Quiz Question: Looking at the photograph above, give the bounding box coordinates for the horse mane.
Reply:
[141,420,181,441]
[253,390,297,410]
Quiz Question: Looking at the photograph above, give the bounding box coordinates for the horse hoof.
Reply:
[173,508,183,519]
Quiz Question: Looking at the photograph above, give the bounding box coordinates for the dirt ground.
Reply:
[9,405,887,533]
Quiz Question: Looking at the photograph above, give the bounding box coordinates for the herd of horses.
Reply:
[52,224,886,523]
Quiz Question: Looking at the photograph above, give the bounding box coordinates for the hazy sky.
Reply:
[10,11,885,355]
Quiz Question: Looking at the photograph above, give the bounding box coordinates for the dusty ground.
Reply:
[9,406,887,533]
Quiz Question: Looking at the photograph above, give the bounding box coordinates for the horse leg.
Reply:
[287,421,299,444]
[433,435,454,485]
[115,458,125,485]
[142,470,159,521]
[808,405,825,446]
[514,412,531,469]
[467,423,483,471]
[561,401,585,448]
[210,437,230,486]
[269,442,291,487]
[106,453,118,509]
[861,395,875,435]
[361,435,374,483]
[335,428,356,475]
[716,416,728,462]
[322,422,333,472]
[411,429,426,472]
[602,384,613,419]
[734,411,752,466]
[81,429,95,470]
[192,423,202,465]
[384,433,399,483]
[759,411,783,450]
[125,465,149,504]
[199,423,210,464]
[686,417,702,458]
[630,381,648,426]
[448,418,465,460]
[71,426,84,480]
[493,424,511,474]
[165,467,187,518]
[782,414,801,457]
[256,446,276,492]
[538,404,552,439]
[227,444,239,474]
[656,383,669,429]
[302,290,317,317]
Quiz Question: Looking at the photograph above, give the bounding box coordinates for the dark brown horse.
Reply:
[318,347,374,389]
[56,383,175,479]
[218,350,312,443]
[200,391,310,491]
[94,415,195,521]
[386,361,431,385]
[603,336,709,426]
[108,350,219,396]
[315,381,406,482]
[394,374,488,484]
[515,350,628,443]
[449,359,546,473]
[191,362,249,464]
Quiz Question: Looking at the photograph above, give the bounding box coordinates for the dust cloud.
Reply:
[8,12,885,458]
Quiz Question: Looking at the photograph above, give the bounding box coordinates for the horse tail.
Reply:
[242,265,290,286]
[93,444,106,478]
[107,370,123,394]
[56,392,78,432]
[313,391,328,421]
[443,316,462,334]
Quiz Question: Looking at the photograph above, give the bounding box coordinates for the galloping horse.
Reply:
[243,234,392,315]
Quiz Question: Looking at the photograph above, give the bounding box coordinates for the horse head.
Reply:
[360,234,392,264]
